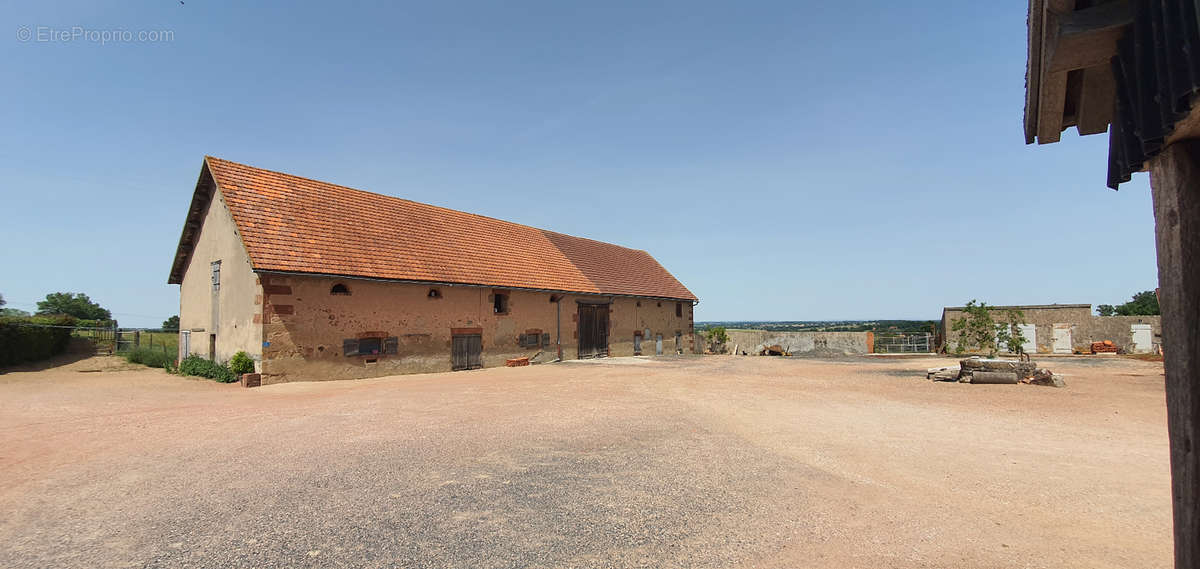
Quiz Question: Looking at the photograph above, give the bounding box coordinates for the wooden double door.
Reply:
[452,334,483,371]
[577,303,610,359]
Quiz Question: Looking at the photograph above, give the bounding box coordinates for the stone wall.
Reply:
[258,274,695,383]
[718,329,871,356]
[941,304,1161,354]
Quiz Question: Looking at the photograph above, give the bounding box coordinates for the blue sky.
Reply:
[0,1,1158,326]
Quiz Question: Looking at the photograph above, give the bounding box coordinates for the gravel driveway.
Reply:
[0,354,1172,568]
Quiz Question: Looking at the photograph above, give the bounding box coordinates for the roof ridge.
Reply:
[205,155,640,249]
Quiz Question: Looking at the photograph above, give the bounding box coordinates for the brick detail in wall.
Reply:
[253,313,262,324]
[268,304,294,315]
[263,285,292,295]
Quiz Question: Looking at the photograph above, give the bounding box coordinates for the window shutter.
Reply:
[541,333,550,347]
[343,338,359,357]
[384,337,399,354]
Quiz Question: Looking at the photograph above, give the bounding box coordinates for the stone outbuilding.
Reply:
[941,303,1161,355]
[168,157,698,383]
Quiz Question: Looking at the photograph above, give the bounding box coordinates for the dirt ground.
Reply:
[0,354,1171,568]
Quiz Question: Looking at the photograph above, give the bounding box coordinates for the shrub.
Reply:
[123,347,174,369]
[229,351,255,375]
[0,314,76,367]
[178,355,237,383]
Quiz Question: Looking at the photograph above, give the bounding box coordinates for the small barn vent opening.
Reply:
[493,292,509,314]
[330,283,351,296]
[676,302,682,317]
[428,288,442,299]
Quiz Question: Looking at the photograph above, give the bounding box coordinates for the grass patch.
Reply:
[123,347,174,369]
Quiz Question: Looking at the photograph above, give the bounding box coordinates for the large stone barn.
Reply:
[168,157,697,384]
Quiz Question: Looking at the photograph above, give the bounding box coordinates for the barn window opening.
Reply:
[494,292,509,314]
[657,301,662,307]
[428,288,442,299]
[330,283,351,296]
[675,302,682,317]
[358,337,382,355]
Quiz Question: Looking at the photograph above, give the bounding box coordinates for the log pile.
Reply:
[759,345,790,356]
[927,358,1064,387]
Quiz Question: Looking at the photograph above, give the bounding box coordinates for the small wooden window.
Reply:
[330,283,351,296]
[493,292,509,314]
[210,261,221,293]
[676,302,682,317]
[428,288,442,299]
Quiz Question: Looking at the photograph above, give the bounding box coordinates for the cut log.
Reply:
[971,371,1020,385]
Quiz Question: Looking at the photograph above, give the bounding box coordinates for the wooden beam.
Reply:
[1147,140,1200,569]
[1037,69,1070,144]
[1076,64,1115,136]
[1047,0,1132,73]
[1034,0,1075,144]
[1024,0,1046,144]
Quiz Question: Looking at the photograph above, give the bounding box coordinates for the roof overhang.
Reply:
[1024,0,1133,145]
[167,158,218,285]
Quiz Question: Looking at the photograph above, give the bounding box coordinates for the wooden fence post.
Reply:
[1148,140,1200,569]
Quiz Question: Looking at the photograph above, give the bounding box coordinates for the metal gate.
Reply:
[577,303,610,359]
[874,333,933,353]
[452,334,482,371]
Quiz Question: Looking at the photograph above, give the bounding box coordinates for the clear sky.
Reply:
[1,1,1159,327]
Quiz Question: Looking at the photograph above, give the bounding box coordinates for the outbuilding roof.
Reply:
[168,157,697,301]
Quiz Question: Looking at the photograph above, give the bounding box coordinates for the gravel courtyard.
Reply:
[0,354,1171,568]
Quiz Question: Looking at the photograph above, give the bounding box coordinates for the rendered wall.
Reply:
[177,190,262,364]
[720,330,871,356]
[258,274,694,383]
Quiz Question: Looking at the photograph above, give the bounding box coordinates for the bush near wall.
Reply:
[178,355,236,383]
[0,315,77,367]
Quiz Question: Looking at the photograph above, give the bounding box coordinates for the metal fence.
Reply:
[873,332,934,353]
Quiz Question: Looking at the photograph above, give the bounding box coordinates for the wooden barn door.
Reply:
[577,303,610,359]
[452,334,482,371]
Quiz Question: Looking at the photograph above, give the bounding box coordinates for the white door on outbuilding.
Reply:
[1018,324,1036,354]
[1052,324,1072,354]
[1131,324,1153,353]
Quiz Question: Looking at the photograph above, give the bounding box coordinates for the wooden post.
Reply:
[1148,139,1200,569]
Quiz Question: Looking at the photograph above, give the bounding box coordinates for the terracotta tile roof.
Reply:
[182,157,696,300]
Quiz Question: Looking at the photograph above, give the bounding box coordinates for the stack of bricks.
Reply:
[1091,341,1119,354]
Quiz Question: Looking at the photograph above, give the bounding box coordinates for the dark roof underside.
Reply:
[1108,0,1200,187]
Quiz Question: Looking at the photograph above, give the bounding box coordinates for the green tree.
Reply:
[0,293,5,307]
[36,292,112,320]
[1114,290,1160,316]
[1097,304,1117,317]
[162,315,180,332]
[952,301,1029,357]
